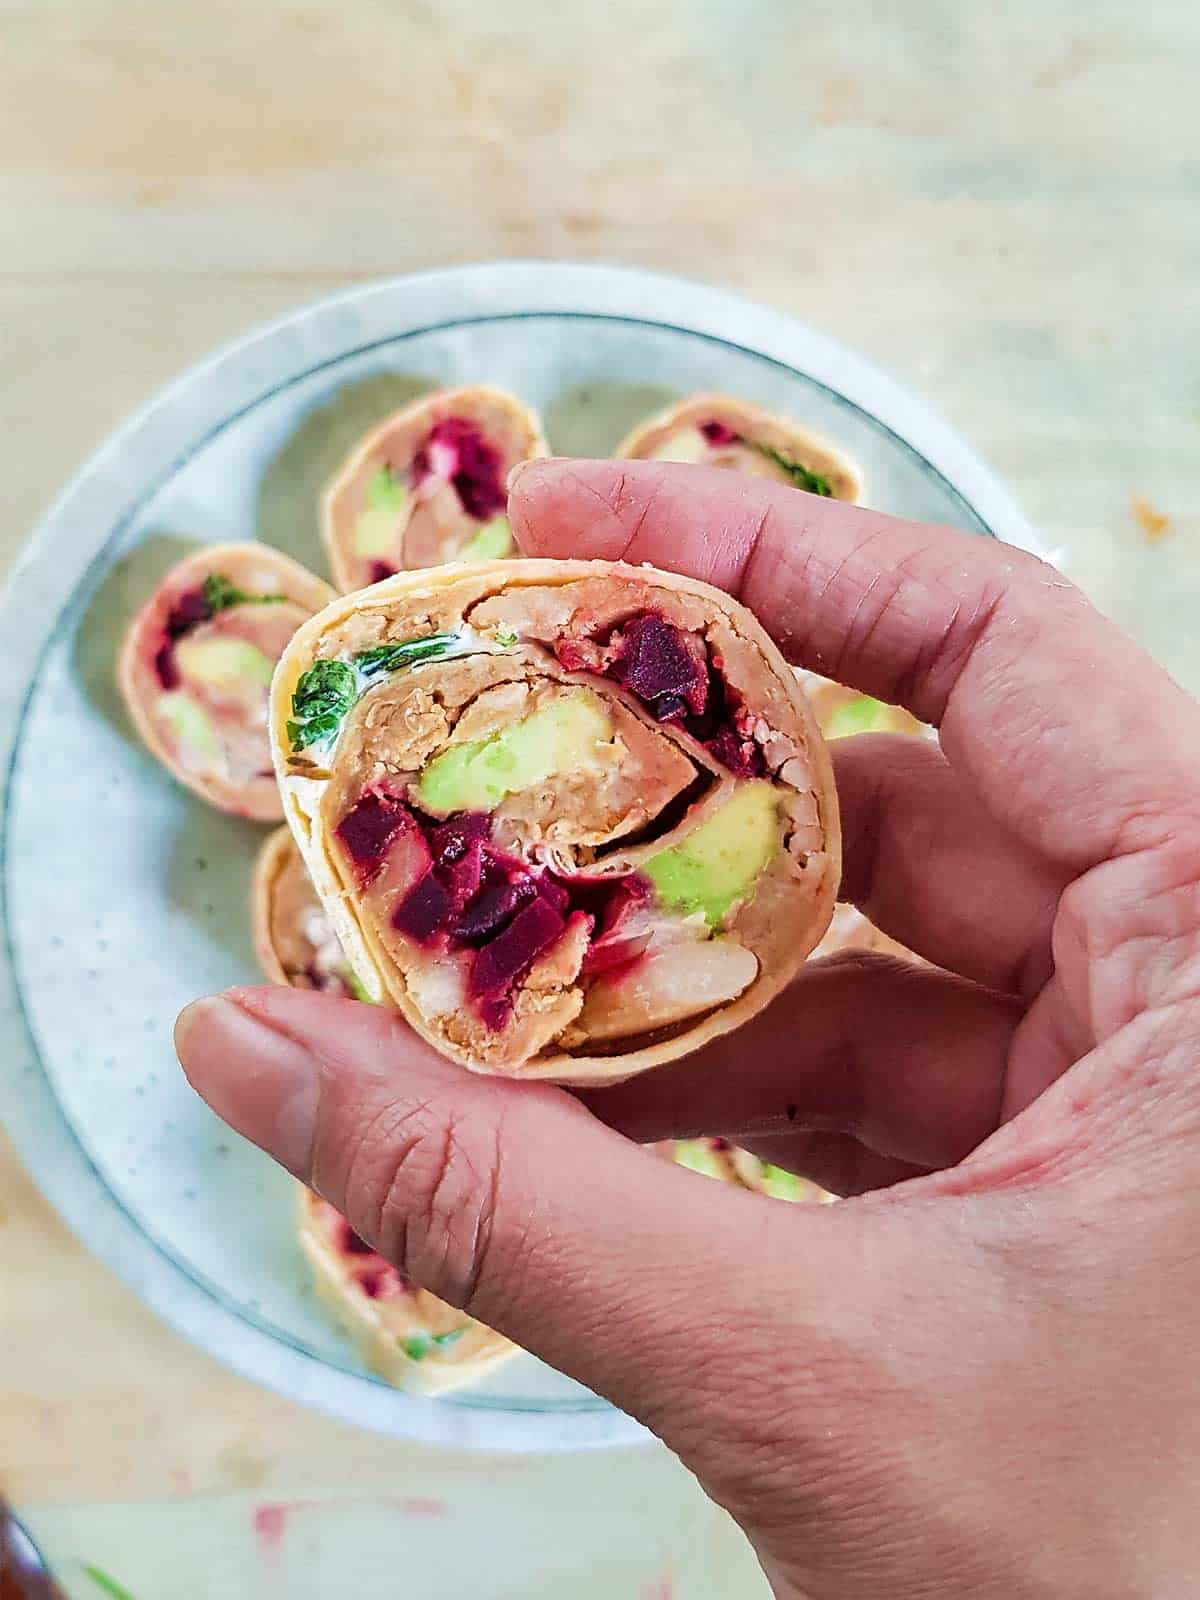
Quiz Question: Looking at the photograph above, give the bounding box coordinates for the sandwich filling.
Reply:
[281,571,835,1069]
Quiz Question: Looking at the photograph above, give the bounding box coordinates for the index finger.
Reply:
[508,457,1200,872]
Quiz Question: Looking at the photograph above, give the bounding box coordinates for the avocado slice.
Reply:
[158,692,222,764]
[354,467,410,557]
[416,690,613,814]
[459,515,513,561]
[672,1139,728,1181]
[175,635,276,688]
[824,694,889,738]
[755,1162,810,1202]
[645,780,780,927]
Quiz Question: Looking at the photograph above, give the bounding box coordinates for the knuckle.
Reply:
[371,1096,509,1314]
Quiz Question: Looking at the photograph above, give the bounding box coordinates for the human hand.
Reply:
[176,459,1200,1598]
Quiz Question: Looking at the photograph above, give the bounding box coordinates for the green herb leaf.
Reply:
[495,628,518,649]
[353,633,458,681]
[203,572,287,612]
[401,1326,468,1361]
[288,634,460,752]
[83,1564,140,1600]
[344,968,373,1004]
[402,1330,431,1361]
[287,658,357,752]
[754,444,834,497]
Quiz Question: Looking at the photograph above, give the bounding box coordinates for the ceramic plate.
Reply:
[0,262,1039,1451]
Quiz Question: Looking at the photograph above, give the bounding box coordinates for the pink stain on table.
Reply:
[395,1495,448,1519]
[639,1573,677,1600]
[252,1501,317,1552]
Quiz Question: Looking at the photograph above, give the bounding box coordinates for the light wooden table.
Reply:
[1,2,1196,1593]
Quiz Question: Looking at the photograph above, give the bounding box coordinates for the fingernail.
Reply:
[509,454,569,493]
[175,994,320,1178]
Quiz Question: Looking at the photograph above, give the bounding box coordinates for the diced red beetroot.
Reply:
[357,1266,406,1300]
[705,727,765,777]
[477,992,513,1032]
[341,1221,375,1256]
[430,813,490,909]
[392,870,453,943]
[410,417,507,521]
[154,641,180,690]
[165,587,212,638]
[469,897,566,1000]
[431,811,490,866]
[368,560,395,584]
[699,419,741,447]
[580,930,652,977]
[535,874,570,916]
[612,615,708,716]
[451,877,537,943]
[336,791,416,884]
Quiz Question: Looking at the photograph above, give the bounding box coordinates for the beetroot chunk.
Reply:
[368,560,395,584]
[470,897,566,1001]
[699,419,740,446]
[165,587,212,637]
[411,417,506,522]
[705,726,765,777]
[393,871,454,943]
[341,1222,375,1256]
[451,877,537,943]
[336,791,414,883]
[612,615,708,717]
[154,641,180,690]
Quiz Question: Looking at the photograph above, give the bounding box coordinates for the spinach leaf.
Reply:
[287,635,459,752]
[203,572,286,612]
[286,659,357,752]
[353,633,459,680]
[83,1565,140,1600]
[754,444,834,497]
[401,1326,468,1361]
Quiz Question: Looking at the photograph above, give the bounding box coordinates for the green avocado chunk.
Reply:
[158,692,222,764]
[672,1140,728,1180]
[756,1162,809,1202]
[354,466,410,557]
[645,780,780,928]
[175,635,276,688]
[824,694,889,738]
[459,515,513,561]
[416,690,613,813]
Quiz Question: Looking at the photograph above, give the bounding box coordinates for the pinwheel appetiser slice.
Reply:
[669,1137,835,1204]
[252,827,372,998]
[322,385,547,592]
[800,671,926,962]
[617,392,862,502]
[298,1189,516,1393]
[119,543,334,820]
[270,559,841,1083]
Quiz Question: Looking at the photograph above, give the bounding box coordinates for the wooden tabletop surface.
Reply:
[1,1,1196,1588]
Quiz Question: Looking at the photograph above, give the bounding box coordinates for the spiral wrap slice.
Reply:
[271,559,840,1083]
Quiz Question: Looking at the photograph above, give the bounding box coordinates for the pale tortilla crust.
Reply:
[118,542,334,820]
[616,391,863,503]
[269,558,842,1086]
[297,1188,516,1394]
[251,825,298,986]
[320,384,549,592]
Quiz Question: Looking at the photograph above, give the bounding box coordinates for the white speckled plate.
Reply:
[0,263,1040,1451]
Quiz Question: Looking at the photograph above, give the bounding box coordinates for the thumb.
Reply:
[174,984,864,1453]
